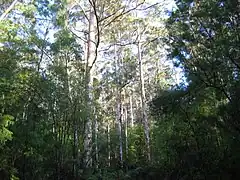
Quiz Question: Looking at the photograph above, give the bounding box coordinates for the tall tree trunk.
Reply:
[137,31,151,162]
[73,118,78,178]
[83,3,97,169]
[93,107,99,169]
[129,92,134,128]
[107,116,111,167]
[114,43,123,168]
[73,103,78,178]
[116,98,123,167]
[124,105,128,161]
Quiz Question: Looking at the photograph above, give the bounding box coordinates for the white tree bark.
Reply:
[137,28,151,162]
[124,105,128,159]
[107,116,111,167]
[114,43,123,167]
[83,3,97,168]
[129,92,134,128]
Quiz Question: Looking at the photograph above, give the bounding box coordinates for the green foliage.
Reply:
[0,114,14,143]
[148,0,240,179]
[2,0,240,179]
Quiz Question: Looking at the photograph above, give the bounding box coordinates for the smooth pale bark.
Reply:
[114,43,123,167]
[83,3,97,168]
[124,105,128,159]
[148,78,153,101]
[95,124,99,169]
[137,30,151,162]
[107,117,111,167]
[115,96,123,167]
[129,92,134,128]
[116,99,123,167]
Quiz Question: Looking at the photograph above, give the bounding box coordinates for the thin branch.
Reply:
[103,0,146,28]
[0,0,19,21]
[38,27,49,72]
[135,2,159,11]
[99,6,126,23]
[89,0,100,71]
[142,37,158,48]
[74,0,89,22]
[70,29,88,43]
[99,40,138,52]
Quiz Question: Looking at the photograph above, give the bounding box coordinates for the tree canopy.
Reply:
[0,0,240,179]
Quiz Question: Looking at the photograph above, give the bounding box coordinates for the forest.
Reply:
[0,0,240,179]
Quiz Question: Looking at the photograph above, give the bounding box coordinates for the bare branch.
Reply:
[103,0,146,28]
[136,2,159,11]
[74,0,89,22]
[37,27,50,72]
[89,0,100,70]
[99,40,138,52]
[0,0,19,21]
[70,29,88,43]
[142,37,159,48]
[99,6,126,23]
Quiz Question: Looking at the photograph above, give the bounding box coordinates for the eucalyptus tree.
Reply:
[0,0,81,178]
[94,1,174,167]
[0,0,185,179]
[65,0,155,169]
